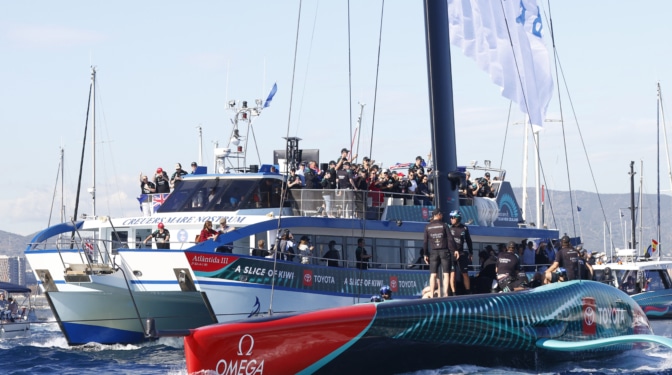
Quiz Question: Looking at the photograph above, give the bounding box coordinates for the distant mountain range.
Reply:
[1,189,669,258]
[512,188,671,258]
[0,230,34,257]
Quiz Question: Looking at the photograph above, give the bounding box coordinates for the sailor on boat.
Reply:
[544,235,581,283]
[496,241,526,292]
[423,208,458,297]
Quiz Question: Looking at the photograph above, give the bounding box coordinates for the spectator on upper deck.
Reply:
[139,173,156,194]
[474,177,492,198]
[287,168,302,189]
[411,156,425,175]
[335,148,357,171]
[415,174,432,205]
[171,163,188,189]
[296,162,307,186]
[154,168,171,193]
[190,162,198,174]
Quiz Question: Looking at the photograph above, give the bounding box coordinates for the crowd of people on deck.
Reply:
[421,211,596,298]
[140,161,200,195]
[137,146,503,220]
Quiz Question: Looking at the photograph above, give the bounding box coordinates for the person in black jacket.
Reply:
[422,208,457,297]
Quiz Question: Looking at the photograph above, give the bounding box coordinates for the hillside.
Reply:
[0,230,34,257]
[513,188,671,257]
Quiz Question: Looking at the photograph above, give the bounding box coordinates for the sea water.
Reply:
[2,319,672,374]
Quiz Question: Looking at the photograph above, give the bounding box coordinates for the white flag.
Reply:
[448,0,553,128]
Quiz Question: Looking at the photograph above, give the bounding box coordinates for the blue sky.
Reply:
[1,0,672,236]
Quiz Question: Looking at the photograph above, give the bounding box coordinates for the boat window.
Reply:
[376,242,402,269]
[646,270,667,292]
[112,231,129,250]
[158,178,278,212]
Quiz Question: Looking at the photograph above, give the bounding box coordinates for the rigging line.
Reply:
[347,0,354,159]
[48,152,63,228]
[659,84,669,252]
[269,0,304,317]
[93,75,122,217]
[292,0,321,138]
[250,122,262,166]
[368,0,385,167]
[659,86,672,195]
[544,2,612,248]
[72,77,94,248]
[544,1,576,238]
[498,101,513,171]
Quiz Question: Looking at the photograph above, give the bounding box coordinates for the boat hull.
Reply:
[184,281,653,374]
[46,286,215,345]
[189,252,427,320]
[0,320,30,337]
[633,289,672,319]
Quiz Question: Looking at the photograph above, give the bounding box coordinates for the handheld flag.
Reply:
[264,82,278,108]
[646,239,659,257]
[448,0,554,128]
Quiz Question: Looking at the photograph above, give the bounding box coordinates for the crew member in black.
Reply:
[496,241,525,292]
[545,235,580,283]
[170,163,188,189]
[336,162,356,217]
[323,240,340,267]
[355,238,372,270]
[448,210,473,294]
[422,208,457,297]
[474,247,498,293]
[139,174,156,195]
[154,168,171,193]
[143,222,170,249]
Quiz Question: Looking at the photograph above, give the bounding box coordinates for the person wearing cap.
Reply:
[170,163,188,189]
[495,241,525,292]
[422,208,458,297]
[448,210,473,294]
[154,167,170,193]
[297,235,314,264]
[190,162,199,174]
[335,147,357,171]
[139,173,156,195]
[213,218,235,252]
[336,161,356,217]
[144,222,170,249]
[545,235,580,283]
[579,247,594,280]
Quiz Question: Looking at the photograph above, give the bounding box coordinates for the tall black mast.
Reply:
[423,0,460,215]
